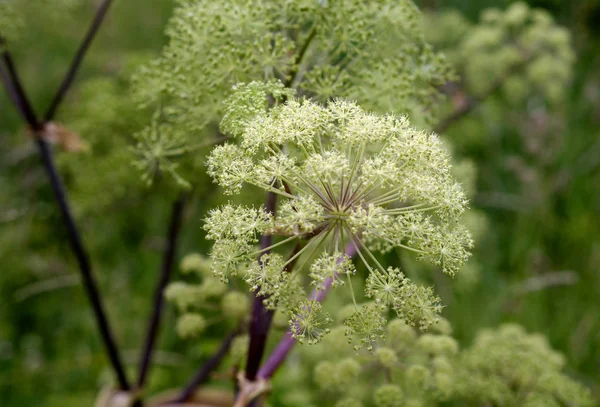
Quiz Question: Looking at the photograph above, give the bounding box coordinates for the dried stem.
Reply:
[171,328,240,404]
[0,37,41,129]
[44,0,115,121]
[0,0,128,390]
[137,195,187,389]
[35,137,131,390]
[434,60,527,134]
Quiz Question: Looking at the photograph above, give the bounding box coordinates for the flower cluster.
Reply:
[304,318,460,406]
[164,253,250,339]
[205,84,473,345]
[296,321,593,407]
[132,0,454,186]
[426,2,574,105]
[455,324,594,406]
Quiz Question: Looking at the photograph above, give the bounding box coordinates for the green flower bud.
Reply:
[314,358,361,393]
[373,384,403,407]
[337,358,361,389]
[230,335,249,367]
[375,347,398,369]
[429,317,453,336]
[503,2,529,27]
[180,253,212,276]
[432,356,454,374]
[198,278,228,299]
[417,334,459,356]
[314,361,337,391]
[386,319,417,350]
[176,313,206,339]
[164,282,205,311]
[406,364,431,389]
[335,398,364,407]
[433,373,454,400]
[221,291,249,320]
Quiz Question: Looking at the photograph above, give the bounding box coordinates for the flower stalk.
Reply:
[258,242,358,380]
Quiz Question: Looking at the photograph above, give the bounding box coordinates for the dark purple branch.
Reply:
[284,27,316,88]
[257,242,358,380]
[434,60,527,135]
[137,196,186,388]
[243,242,303,407]
[0,39,41,129]
[244,190,278,381]
[1,3,129,388]
[44,0,115,121]
[35,138,131,390]
[171,328,240,403]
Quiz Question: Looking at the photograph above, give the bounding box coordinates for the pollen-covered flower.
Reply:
[205,84,472,342]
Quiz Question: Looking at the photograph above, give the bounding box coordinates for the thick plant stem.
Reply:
[44,0,115,121]
[35,137,131,390]
[172,328,240,403]
[257,242,358,380]
[245,191,278,381]
[137,195,187,389]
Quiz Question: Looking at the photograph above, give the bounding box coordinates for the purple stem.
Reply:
[44,0,115,121]
[136,195,186,389]
[0,38,41,130]
[170,328,240,403]
[244,191,278,381]
[257,242,358,379]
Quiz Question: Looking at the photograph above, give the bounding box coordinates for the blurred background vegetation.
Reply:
[0,0,598,405]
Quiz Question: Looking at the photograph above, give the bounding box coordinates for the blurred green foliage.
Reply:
[0,0,599,405]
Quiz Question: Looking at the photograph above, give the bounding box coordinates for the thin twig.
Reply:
[434,60,527,135]
[0,37,41,129]
[137,195,187,388]
[14,274,80,302]
[171,328,240,404]
[285,26,317,89]
[44,0,115,121]
[35,137,131,390]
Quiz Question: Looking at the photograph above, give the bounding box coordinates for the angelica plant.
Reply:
[1,0,597,406]
[205,83,473,348]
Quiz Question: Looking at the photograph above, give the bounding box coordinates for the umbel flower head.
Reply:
[131,0,454,186]
[205,82,472,340]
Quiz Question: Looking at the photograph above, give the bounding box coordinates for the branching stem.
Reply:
[434,59,527,134]
[171,328,240,403]
[257,242,358,380]
[44,0,115,121]
[0,0,128,390]
[137,195,187,388]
